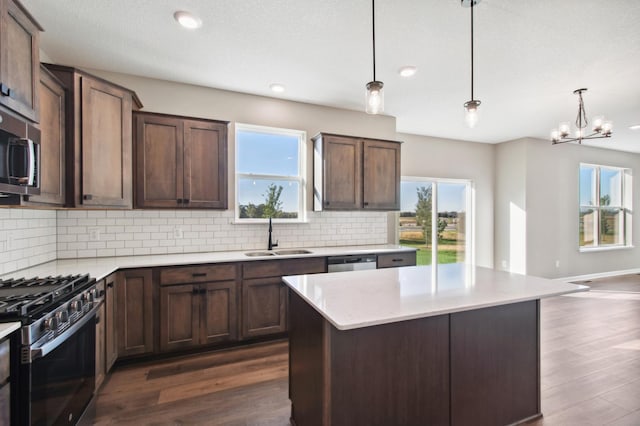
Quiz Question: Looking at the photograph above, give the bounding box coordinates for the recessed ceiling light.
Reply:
[630,124,640,130]
[398,66,417,78]
[174,11,202,29]
[269,83,285,93]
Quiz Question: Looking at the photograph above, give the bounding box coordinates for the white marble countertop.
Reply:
[0,322,20,340]
[283,263,589,330]
[0,245,415,281]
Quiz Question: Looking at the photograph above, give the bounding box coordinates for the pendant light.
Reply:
[365,0,384,114]
[463,0,481,128]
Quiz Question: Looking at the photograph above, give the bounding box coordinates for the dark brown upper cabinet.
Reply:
[134,111,228,209]
[0,0,42,122]
[25,66,65,206]
[45,64,142,208]
[313,133,401,211]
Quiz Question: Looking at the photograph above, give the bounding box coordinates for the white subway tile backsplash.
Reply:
[0,209,57,275]
[0,208,390,269]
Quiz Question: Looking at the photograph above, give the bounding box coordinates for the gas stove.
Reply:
[0,273,102,425]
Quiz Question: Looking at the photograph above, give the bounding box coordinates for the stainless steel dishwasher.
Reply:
[327,254,377,273]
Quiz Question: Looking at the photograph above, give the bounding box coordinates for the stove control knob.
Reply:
[70,300,82,313]
[89,288,97,301]
[44,316,59,332]
[56,310,69,323]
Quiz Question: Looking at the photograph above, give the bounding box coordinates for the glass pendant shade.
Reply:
[464,100,480,128]
[366,81,384,115]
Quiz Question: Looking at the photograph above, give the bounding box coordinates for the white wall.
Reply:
[494,139,527,274]
[495,137,640,278]
[398,133,495,268]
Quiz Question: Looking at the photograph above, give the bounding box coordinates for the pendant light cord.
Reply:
[470,1,474,101]
[372,0,376,81]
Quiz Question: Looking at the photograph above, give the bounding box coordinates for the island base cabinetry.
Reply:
[288,293,540,426]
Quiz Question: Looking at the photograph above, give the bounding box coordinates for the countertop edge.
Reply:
[0,245,416,282]
[0,322,21,340]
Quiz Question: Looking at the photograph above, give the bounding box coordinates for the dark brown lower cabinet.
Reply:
[117,269,154,358]
[0,338,10,425]
[288,294,540,426]
[160,281,238,352]
[450,301,539,426]
[241,277,287,338]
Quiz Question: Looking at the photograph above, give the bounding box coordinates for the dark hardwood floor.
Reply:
[94,274,640,425]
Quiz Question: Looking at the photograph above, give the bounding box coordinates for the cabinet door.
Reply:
[134,113,184,208]
[80,76,132,207]
[201,281,238,345]
[28,67,65,205]
[105,274,117,371]
[0,0,40,121]
[322,136,362,209]
[160,284,200,352]
[242,277,287,338]
[95,302,106,390]
[117,269,154,357]
[183,120,228,209]
[362,140,400,210]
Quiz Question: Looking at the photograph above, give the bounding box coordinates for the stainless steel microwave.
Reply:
[0,112,40,195]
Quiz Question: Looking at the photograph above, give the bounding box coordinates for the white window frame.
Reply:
[579,163,632,251]
[399,176,474,266]
[235,123,306,223]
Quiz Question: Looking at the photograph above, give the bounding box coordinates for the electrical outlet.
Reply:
[173,226,183,239]
[555,260,560,268]
[89,228,101,241]
[501,260,508,269]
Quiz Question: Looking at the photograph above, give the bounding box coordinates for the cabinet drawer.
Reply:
[0,339,8,384]
[243,257,327,279]
[160,264,237,285]
[377,252,417,269]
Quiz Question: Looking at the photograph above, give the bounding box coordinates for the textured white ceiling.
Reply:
[22,0,640,152]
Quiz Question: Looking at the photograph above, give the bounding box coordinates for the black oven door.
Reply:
[25,312,96,426]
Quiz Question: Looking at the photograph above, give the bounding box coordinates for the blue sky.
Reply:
[237,130,300,212]
[580,165,622,206]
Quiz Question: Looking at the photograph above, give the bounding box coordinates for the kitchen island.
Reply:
[283,264,588,426]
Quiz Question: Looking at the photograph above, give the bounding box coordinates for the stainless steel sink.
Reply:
[244,251,275,257]
[275,249,313,255]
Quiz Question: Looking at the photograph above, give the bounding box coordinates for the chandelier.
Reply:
[551,88,612,145]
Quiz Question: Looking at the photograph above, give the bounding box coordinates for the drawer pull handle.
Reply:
[0,83,12,97]
[392,258,403,262]
[192,288,199,294]
[192,272,207,277]
[183,199,190,204]
[107,282,114,288]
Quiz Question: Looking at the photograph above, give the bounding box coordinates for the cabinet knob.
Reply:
[183,199,190,204]
[83,194,93,201]
[364,202,369,206]
[107,282,114,288]
[177,199,183,204]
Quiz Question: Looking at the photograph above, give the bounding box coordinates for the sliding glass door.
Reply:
[399,178,471,266]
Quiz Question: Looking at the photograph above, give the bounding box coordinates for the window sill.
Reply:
[579,245,635,253]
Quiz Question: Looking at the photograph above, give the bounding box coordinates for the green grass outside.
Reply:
[400,239,464,266]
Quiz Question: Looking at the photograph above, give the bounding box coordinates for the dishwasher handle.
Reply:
[327,255,377,265]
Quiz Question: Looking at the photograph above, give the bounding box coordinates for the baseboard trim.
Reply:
[556,267,640,283]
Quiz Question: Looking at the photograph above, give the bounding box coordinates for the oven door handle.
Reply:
[26,303,100,363]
